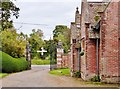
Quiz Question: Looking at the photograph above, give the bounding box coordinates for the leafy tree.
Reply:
[53,25,70,53]
[0,28,26,58]
[53,25,68,38]
[43,39,56,60]
[28,29,45,58]
[43,40,51,58]
[0,0,20,30]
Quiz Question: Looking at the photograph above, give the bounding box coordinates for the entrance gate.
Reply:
[26,40,57,70]
[50,41,57,70]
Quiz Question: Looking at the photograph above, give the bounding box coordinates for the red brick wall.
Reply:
[80,2,105,80]
[70,43,80,77]
[86,40,97,75]
[100,1,119,83]
[118,1,120,82]
[72,44,79,72]
[81,24,98,80]
[62,54,70,68]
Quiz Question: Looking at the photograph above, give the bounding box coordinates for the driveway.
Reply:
[0,65,119,87]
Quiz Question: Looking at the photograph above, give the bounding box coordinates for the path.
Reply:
[0,65,119,87]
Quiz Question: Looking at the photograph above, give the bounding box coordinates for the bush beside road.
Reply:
[0,51,29,73]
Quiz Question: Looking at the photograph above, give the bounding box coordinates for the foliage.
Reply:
[28,29,45,58]
[49,68,70,76]
[73,71,81,78]
[49,40,57,63]
[43,40,53,59]
[0,51,29,73]
[31,59,50,65]
[0,29,26,58]
[53,25,68,38]
[0,0,20,30]
[0,73,8,78]
[90,75,101,82]
[53,25,70,53]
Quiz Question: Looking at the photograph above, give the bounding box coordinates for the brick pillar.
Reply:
[57,48,63,68]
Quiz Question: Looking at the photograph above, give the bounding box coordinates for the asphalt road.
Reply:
[0,65,119,87]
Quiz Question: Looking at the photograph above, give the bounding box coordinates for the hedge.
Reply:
[0,51,29,73]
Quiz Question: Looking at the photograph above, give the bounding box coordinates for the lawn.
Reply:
[0,73,8,78]
[49,68,70,76]
[31,59,50,65]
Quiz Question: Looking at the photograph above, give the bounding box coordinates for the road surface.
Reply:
[0,65,119,87]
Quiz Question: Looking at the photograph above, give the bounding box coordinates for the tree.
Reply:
[53,25,70,53]
[0,0,20,30]
[0,28,26,58]
[28,29,45,58]
[53,25,68,38]
[43,40,51,58]
[43,39,57,60]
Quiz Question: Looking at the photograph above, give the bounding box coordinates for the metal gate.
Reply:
[50,41,57,70]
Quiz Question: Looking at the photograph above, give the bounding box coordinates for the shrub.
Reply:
[0,51,29,73]
[91,75,101,82]
[73,71,81,78]
[0,29,26,58]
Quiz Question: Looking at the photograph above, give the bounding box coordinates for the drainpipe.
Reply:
[70,43,73,76]
[96,38,99,76]
[50,42,52,70]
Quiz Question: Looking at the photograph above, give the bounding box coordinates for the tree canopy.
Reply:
[53,25,70,53]
[0,28,26,58]
[0,0,20,30]
[28,29,45,58]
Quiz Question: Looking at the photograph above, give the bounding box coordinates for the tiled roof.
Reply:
[88,2,108,26]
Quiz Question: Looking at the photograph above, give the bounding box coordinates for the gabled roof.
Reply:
[88,2,108,26]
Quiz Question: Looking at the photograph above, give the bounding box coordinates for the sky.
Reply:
[13,0,102,40]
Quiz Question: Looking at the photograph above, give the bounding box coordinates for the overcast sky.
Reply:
[13,0,102,40]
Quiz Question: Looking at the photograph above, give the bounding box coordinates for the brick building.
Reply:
[98,0,120,83]
[70,7,81,76]
[80,0,108,81]
[80,0,120,83]
[69,0,120,83]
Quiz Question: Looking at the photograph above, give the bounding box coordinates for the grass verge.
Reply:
[0,73,8,78]
[49,68,70,76]
[32,59,50,65]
